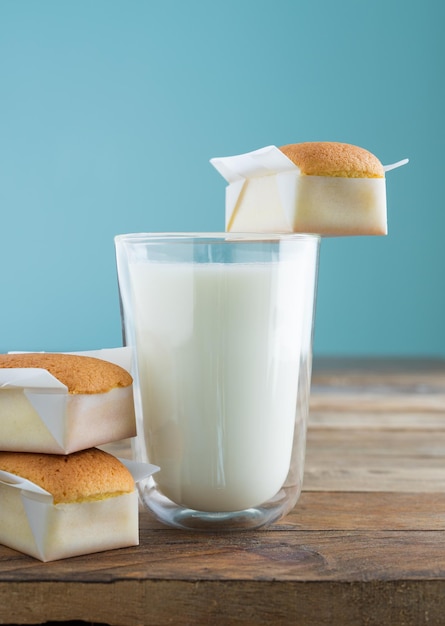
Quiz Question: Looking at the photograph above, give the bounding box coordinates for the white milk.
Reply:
[130,258,312,512]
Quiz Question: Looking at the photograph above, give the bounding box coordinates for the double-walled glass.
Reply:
[115,233,320,531]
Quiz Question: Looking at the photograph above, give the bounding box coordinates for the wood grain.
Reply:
[1,357,445,626]
[2,521,445,625]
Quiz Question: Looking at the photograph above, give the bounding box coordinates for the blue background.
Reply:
[0,0,443,356]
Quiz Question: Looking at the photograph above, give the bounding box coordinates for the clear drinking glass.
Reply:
[115,233,320,531]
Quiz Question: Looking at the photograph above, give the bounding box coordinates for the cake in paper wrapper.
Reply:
[0,448,159,561]
[210,142,408,236]
[0,348,136,454]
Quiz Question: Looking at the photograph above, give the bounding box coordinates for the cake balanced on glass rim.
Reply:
[114,140,407,531]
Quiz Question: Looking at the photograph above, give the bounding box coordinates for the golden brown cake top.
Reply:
[0,448,135,504]
[279,142,385,178]
[0,352,132,394]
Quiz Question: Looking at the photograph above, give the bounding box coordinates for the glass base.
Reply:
[138,479,301,531]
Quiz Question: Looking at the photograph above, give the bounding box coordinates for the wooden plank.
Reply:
[307,425,445,458]
[2,578,445,626]
[135,492,445,532]
[309,410,445,430]
[2,521,445,625]
[1,496,445,581]
[311,356,445,413]
[133,492,445,532]
[0,529,445,584]
[304,427,445,492]
[310,391,445,412]
[282,491,445,531]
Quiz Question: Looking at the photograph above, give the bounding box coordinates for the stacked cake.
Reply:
[0,350,148,561]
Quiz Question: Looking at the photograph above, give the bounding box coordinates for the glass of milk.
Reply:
[115,233,320,530]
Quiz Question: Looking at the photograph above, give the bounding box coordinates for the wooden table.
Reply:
[1,357,445,626]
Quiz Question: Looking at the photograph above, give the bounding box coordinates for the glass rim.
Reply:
[114,232,321,244]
